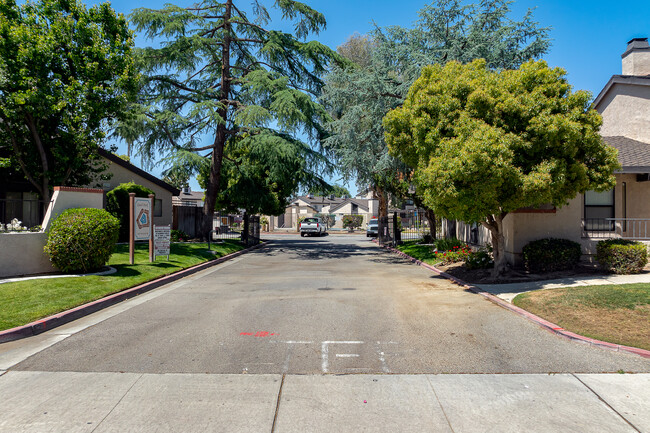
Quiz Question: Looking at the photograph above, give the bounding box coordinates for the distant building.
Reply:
[268,193,379,230]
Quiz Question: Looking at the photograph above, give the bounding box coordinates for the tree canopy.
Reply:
[384,59,620,275]
[309,184,351,198]
[0,0,138,203]
[320,0,551,217]
[125,0,342,238]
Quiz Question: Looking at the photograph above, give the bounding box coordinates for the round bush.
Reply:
[44,208,120,273]
[106,182,154,242]
[596,239,648,274]
[522,238,581,273]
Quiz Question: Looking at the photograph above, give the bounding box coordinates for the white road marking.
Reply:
[321,341,364,373]
[335,354,360,358]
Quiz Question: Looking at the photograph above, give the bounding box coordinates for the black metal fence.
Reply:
[211,212,243,241]
[0,199,45,228]
[209,213,260,247]
[399,209,432,243]
[378,209,436,247]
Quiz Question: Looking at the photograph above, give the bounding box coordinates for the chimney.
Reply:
[622,37,650,76]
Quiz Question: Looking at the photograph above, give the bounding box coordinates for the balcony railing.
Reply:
[582,218,650,240]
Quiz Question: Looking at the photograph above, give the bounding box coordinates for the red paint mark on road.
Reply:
[240,332,277,337]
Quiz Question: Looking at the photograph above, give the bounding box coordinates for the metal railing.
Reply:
[582,218,650,240]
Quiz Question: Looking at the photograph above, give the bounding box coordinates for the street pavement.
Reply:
[0,234,649,432]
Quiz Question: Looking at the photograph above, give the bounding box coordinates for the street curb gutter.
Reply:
[0,241,270,344]
[380,243,650,359]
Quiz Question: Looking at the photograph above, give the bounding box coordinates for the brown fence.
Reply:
[172,205,202,238]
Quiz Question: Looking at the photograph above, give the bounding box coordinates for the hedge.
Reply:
[596,239,648,274]
[522,238,582,273]
[106,182,155,242]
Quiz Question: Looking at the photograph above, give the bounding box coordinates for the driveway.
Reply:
[5,234,649,374]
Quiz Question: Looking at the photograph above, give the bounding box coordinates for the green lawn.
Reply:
[395,240,441,266]
[513,283,650,351]
[0,241,244,331]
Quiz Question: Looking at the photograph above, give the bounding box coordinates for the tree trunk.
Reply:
[424,208,436,240]
[200,0,232,241]
[373,185,388,217]
[482,212,508,278]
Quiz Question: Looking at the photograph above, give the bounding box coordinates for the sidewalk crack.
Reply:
[270,373,286,433]
[91,373,144,433]
[572,374,641,433]
[425,375,456,433]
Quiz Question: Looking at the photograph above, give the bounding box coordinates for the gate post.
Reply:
[242,212,249,246]
[393,211,401,246]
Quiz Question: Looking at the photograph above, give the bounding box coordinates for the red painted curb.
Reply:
[0,241,270,344]
[381,244,650,359]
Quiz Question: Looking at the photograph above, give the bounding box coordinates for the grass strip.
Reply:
[395,240,441,266]
[0,241,243,331]
[513,283,650,351]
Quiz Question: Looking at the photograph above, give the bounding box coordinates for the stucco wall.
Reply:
[598,84,650,142]
[0,188,105,278]
[96,159,173,227]
[42,187,104,230]
[0,232,54,278]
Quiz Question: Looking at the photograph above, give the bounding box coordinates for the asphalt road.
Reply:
[8,234,650,374]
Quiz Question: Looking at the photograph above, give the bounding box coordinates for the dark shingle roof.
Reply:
[603,136,650,173]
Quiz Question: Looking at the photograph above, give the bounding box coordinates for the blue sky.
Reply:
[100,0,650,195]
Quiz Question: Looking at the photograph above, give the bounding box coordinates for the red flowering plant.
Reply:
[433,244,472,265]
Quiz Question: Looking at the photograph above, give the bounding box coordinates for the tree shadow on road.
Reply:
[257,239,368,260]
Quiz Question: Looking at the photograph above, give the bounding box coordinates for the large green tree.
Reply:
[197,132,329,216]
[321,0,550,217]
[0,0,138,204]
[384,59,620,276]
[127,0,342,239]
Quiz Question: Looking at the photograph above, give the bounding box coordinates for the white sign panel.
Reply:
[154,225,171,257]
[134,198,151,240]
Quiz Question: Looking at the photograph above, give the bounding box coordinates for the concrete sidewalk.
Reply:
[0,371,647,432]
[476,271,650,303]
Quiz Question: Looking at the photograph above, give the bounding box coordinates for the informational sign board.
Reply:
[134,198,151,240]
[154,225,171,259]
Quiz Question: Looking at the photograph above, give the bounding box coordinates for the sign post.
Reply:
[129,193,135,265]
[154,225,171,261]
[132,195,152,264]
[149,194,154,262]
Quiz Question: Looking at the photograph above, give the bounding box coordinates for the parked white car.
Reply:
[299,217,327,237]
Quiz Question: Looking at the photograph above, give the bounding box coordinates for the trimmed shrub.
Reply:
[342,215,363,230]
[522,238,582,273]
[44,208,119,273]
[434,237,465,251]
[106,182,155,242]
[596,239,648,274]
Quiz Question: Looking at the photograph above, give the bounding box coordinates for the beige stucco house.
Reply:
[268,194,379,230]
[95,148,180,228]
[447,37,650,265]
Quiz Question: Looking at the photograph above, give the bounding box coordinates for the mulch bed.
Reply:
[435,262,614,285]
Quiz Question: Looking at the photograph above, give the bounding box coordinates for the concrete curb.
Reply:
[380,243,650,359]
[0,241,270,344]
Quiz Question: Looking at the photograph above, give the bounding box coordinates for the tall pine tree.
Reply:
[126,0,342,238]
